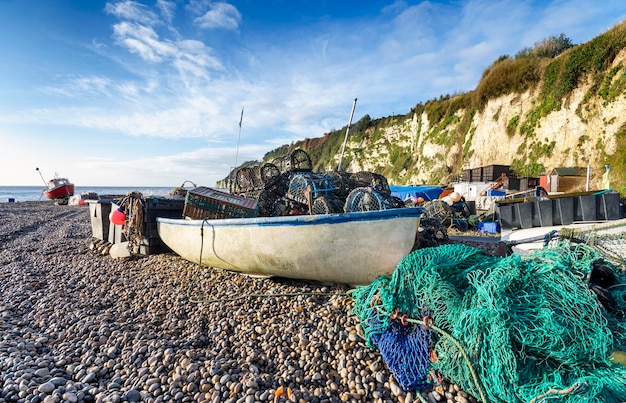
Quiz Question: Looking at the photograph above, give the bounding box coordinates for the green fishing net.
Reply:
[351,243,626,403]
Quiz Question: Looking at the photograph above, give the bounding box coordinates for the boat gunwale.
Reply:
[156,207,422,228]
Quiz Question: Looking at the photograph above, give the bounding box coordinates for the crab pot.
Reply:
[183,186,258,220]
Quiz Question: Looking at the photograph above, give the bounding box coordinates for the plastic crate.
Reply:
[88,200,112,241]
[142,196,185,241]
[486,189,506,197]
[482,165,511,181]
[471,167,483,182]
[184,187,258,220]
[478,221,500,234]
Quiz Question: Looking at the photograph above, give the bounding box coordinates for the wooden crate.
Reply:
[184,187,258,220]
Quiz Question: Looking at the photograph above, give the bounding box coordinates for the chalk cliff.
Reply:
[225,21,626,193]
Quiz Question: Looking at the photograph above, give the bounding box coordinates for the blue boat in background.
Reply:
[390,185,444,202]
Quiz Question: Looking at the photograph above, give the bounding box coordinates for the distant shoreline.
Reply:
[0,185,179,203]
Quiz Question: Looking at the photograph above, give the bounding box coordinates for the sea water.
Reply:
[0,186,177,203]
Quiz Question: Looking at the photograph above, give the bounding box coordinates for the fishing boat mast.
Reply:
[337,98,357,171]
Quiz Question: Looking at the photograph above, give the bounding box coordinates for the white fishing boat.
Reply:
[157,208,421,285]
[502,218,626,258]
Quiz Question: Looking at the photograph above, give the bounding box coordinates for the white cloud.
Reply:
[92,38,107,49]
[104,0,159,26]
[156,0,177,24]
[112,21,178,62]
[193,2,241,30]
[175,39,224,75]
[109,17,224,84]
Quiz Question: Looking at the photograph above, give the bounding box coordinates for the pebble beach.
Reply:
[0,201,485,403]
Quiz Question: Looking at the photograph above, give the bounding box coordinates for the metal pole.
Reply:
[337,98,357,171]
[234,107,244,168]
[35,167,47,186]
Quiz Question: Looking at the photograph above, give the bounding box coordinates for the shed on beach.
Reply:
[549,167,587,193]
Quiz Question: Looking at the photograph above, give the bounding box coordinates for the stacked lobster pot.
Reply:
[230,148,405,217]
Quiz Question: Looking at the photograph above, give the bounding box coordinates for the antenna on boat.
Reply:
[234,107,244,169]
[337,98,357,171]
[35,167,47,186]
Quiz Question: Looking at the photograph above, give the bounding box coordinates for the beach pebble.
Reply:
[38,382,56,393]
[0,202,483,403]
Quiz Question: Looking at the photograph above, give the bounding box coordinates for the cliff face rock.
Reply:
[336,47,626,191]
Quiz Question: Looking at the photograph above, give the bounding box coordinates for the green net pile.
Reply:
[351,243,626,402]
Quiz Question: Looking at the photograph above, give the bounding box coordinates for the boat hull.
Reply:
[157,208,421,285]
[501,218,626,254]
[44,184,75,199]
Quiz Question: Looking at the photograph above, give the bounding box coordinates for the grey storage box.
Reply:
[88,200,112,241]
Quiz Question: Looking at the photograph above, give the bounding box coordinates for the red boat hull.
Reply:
[44,182,75,199]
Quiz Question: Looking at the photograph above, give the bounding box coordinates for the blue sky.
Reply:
[1,0,625,187]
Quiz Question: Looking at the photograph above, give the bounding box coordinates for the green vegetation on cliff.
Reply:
[227,21,626,194]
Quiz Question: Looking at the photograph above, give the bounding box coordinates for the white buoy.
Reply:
[109,242,131,259]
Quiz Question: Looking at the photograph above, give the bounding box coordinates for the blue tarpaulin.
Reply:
[390,185,444,201]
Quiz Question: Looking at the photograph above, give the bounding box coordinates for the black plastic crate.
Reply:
[532,199,553,227]
[471,167,483,182]
[142,197,185,223]
[515,201,533,229]
[596,192,621,220]
[552,197,574,225]
[574,195,597,221]
[482,165,510,182]
[498,204,515,230]
[519,178,540,191]
[505,177,521,191]
[143,198,185,238]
